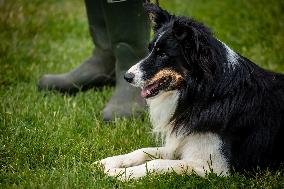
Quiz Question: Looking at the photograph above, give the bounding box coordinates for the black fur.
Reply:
[143,3,284,172]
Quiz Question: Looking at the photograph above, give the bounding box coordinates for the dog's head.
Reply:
[124,3,217,99]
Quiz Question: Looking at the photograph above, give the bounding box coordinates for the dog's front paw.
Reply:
[119,150,146,168]
[106,168,125,180]
[106,168,139,181]
[97,155,124,170]
[97,150,147,170]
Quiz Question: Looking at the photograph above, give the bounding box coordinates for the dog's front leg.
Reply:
[98,147,171,170]
[106,159,196,180]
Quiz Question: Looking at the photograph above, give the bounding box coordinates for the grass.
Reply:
[0,0,284,188]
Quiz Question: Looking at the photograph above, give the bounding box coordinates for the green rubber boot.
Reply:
[38,0,150,120]
[38,0,115,94]
[103,43,146,120]
[101,0,150,121]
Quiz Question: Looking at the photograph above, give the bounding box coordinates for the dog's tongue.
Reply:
[141,89,150,98]
[141,82,159,98]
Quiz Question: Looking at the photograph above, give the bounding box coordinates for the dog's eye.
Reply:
[158,52,167,58]
[156,47,167,58]
[158,52,168,58]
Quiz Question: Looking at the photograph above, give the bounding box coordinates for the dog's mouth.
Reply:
[141,77,172,98]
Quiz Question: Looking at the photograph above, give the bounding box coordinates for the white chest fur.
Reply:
[146,90,180,137]
[146,90,229,175]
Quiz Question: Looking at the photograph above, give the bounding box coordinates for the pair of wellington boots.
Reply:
[38,0,150,121]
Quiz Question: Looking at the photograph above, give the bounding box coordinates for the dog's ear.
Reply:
[143,2,172,32]
[172,20,200,52]
[172,20,190,41]
[172,19,216,79]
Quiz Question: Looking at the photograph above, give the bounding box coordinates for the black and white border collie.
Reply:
[98,3,284,180]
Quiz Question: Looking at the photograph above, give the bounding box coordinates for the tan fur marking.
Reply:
[150,69,184,88]
[149,13,156,25]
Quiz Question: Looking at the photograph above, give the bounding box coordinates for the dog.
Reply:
[98,2,284,180]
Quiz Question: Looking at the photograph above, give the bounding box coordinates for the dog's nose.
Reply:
[124,72,135,83]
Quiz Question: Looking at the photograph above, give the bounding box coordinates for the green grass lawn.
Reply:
[1,0,284,188]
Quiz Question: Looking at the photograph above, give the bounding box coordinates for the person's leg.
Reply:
[38,0,150,120]
[102,0,150,120]
[38,0,115,94]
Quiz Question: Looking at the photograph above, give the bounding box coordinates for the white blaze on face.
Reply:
[127,31,167,88]
[127,61,144,88]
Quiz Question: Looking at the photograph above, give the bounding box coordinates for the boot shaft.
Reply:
[85,0,150,56]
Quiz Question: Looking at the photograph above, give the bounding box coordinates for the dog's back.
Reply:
[216,55,284,171]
